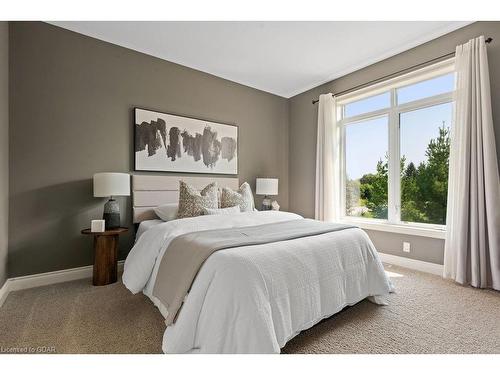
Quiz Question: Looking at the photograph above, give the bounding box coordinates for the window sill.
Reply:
[338,218,446,239]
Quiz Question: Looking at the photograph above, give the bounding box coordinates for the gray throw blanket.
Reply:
[152,219,355,326]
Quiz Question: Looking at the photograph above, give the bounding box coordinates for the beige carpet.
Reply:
[0,264,499,354]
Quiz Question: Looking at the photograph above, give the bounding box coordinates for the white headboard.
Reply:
[132,175,240,223]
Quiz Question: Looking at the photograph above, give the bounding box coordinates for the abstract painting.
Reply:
[134,108,238,174]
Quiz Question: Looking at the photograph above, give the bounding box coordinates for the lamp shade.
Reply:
[93,173,130,197]
[256,178,278,196]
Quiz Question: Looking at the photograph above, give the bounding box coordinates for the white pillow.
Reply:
[154,203,178,221]
[204,206,241,215]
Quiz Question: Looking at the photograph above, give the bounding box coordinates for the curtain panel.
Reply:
[315,94,341,221]
[444,35,500,290]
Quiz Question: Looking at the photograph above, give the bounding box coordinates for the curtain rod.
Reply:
[312,37,493,105]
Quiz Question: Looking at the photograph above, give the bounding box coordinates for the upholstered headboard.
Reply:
[132,175,240,223]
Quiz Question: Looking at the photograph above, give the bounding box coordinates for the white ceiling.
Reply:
[49,21,470,98]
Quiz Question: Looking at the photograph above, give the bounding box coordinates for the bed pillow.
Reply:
[177,181,218,219]
[154,203,178,222]
[204,206,241,215]
[220,182,255,212]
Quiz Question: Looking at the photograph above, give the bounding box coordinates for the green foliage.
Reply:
[348,123,450,225]
[360,158,388,219]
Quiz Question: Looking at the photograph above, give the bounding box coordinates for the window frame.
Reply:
[336,58,454,239]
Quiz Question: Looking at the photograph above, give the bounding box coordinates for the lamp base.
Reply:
[261,196,272,211]
[103,198,120,229]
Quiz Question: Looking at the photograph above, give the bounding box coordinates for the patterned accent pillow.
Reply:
[177,181,218,219]
[220,182,255,212]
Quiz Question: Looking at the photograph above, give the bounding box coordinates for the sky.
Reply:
[345,74,453,179]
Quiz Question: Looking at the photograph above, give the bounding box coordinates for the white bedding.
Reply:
[135,219,164,241]
[123,211,394,353]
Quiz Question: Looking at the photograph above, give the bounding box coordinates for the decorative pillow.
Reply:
[220,182,255,212]
[154,203,178,222]
[177,181,218,219]
[204,206,241,216]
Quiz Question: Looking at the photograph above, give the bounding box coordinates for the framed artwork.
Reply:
[134,107,238,175]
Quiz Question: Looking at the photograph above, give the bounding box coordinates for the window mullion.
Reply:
[340,122,346,219]
[387,88,401,224]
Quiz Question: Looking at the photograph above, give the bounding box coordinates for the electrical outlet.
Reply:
[403,242,411,253]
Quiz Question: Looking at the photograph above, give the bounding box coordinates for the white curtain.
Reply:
[444,36,500,290]
[315,94,341,221]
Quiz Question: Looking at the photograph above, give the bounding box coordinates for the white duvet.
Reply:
[123,211,394,353]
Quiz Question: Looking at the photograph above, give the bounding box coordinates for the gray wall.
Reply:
[9,22,289,277]
[289,21,500,264]
[0,22,8,286]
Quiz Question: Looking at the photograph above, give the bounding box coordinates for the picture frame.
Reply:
[134,107,238,175]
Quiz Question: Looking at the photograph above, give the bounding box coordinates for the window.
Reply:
[400,102,452,225]
[344,92,390,118]
[345,116,388,219]
[397,73,454,104]
[338,59,454,232]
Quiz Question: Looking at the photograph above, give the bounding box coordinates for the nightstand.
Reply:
[81,227,128,286]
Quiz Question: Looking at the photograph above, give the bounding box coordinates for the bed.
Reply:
[123,175,394,353]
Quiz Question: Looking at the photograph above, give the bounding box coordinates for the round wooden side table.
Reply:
[81,227,128,286]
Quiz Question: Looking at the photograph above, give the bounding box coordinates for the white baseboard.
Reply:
[1,253,443,308]
[378,252,443,276]
[0,261,125,308]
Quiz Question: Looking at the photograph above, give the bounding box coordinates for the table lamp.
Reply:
[93,173,130,229]
[256,178,278,211]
